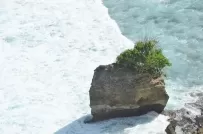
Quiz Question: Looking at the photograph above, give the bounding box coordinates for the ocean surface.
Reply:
[0,0,202,133]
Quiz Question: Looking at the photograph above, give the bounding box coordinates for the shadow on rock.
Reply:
[55,112,159,134]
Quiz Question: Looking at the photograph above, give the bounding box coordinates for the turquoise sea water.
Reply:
[103,0,203,109]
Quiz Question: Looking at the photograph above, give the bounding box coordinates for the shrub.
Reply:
[116,40,171,76]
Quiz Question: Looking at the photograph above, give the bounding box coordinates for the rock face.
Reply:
[89,63,169,122]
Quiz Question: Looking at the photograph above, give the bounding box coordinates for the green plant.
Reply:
[116,40,171,76]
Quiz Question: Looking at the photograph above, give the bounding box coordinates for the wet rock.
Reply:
[165,120,177,134]
[164,92,203,134]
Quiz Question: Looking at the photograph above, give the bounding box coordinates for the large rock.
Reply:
[88,63,169,122]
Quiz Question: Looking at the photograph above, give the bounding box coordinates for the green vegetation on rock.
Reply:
[116,40,171,76]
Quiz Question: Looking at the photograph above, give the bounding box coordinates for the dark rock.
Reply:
[165,120,177,134]
[164,92,203,134]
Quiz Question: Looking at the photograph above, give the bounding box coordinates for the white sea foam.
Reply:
[0,0,174,133]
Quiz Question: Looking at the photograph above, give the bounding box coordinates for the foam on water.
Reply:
[0,0,169,134]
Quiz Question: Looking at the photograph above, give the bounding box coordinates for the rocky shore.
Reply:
[164,92,203,134]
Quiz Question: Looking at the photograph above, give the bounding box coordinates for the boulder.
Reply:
[88,63,169,122]
[165,120,177,134]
